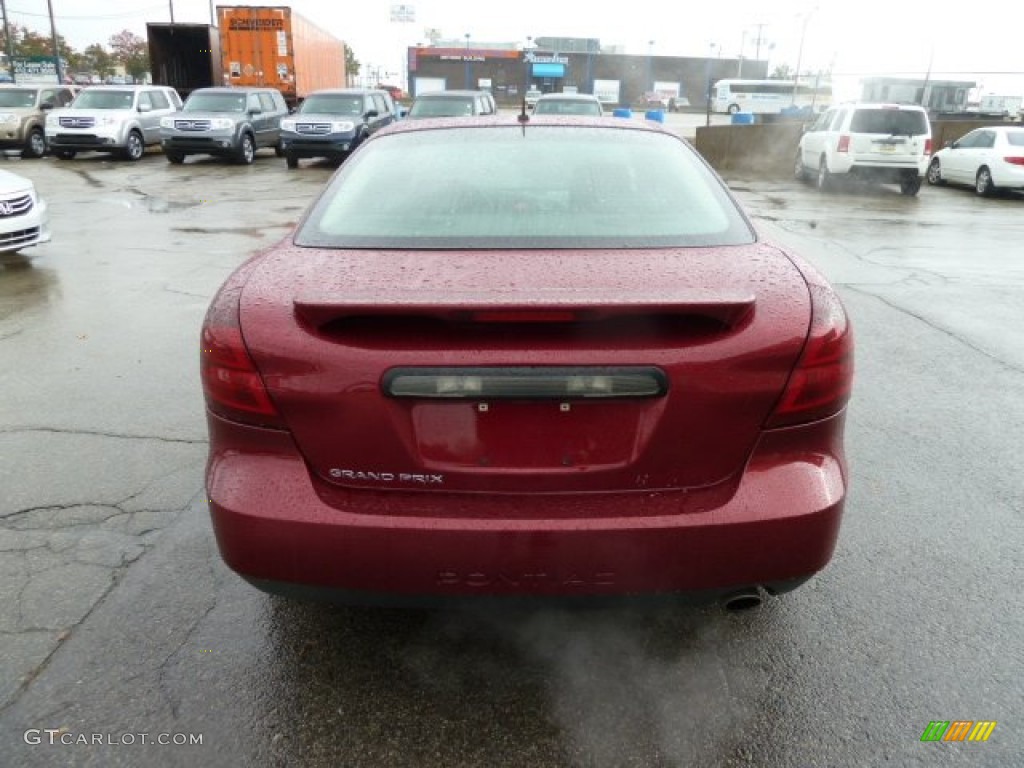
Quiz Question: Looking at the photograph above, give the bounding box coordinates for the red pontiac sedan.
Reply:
[202,116,853,608]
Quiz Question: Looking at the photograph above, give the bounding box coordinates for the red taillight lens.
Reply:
[1004,156,1024,166]
[200,260,284,428]
[837,135,850,153]
[766,284,853,428]
[924,138,933,156]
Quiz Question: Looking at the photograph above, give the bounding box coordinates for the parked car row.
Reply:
[0,83,401,168]
[796,101,1024,198]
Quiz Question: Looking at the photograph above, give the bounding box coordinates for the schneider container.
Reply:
[216,5,346,105]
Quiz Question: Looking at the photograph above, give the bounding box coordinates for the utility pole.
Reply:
[46,0,63,83]
[1,0,16,82]
[752,24,766,61]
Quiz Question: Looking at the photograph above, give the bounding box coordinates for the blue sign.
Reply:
[532,63,565,78]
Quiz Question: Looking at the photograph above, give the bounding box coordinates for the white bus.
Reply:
[711,79,832,115]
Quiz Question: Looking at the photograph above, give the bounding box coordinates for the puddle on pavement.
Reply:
[0,258,61,319]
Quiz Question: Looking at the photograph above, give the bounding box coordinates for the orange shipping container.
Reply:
[217,5,346,105]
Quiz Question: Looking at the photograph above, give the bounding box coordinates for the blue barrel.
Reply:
[731,112,755,124]
[644,109,665,123]
[612,108,633,119]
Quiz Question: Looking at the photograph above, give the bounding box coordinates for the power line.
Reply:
[7,4,165,20]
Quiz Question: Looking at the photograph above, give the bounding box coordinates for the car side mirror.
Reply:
[40,102,54,111]
[364,109,379,119]
[138,104,152,113]
[249,107,262,115]
[949,140,958,149]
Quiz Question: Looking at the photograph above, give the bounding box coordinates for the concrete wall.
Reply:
[694,123,804,176]
[693,120,1018,177]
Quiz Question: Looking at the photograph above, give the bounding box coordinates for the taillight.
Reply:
[766,284,853,428]
[837,135,850,153]
[200,259,284,429]
[924,138,933,156]
[1005,156,1024,166]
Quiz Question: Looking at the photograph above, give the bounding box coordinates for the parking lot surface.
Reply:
[1,147,1021,767]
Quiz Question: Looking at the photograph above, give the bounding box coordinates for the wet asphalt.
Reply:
[0,125,1021,767]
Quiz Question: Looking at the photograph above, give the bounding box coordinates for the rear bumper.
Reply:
[831,155,928,180]
[206,410,848,599]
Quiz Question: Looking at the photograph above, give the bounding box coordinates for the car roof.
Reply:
[535,93,601,101]
[191,86,279,94]
[376,113,670,136]
[304,88,385,96]
[79,84,170,91]
[415,90,489,98]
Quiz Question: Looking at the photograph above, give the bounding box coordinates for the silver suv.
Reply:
[0,85,77,158]
[159,87,289,165]
[796,102,932,196]
[45,85,182,161]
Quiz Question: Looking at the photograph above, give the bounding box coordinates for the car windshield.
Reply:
[72,90,135,109]
[534,100,602,116]
[408,97,475,118]
[183,93,247,113]
[296,126,754,249]
[849,108,928,136]
[299,95,364,115]
[0,89,38,108]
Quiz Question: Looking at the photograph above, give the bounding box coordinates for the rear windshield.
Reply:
[295,126,755,250]
[849,108,929,136]
[408,97,475,118]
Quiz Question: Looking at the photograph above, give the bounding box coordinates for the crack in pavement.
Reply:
[0,569,119,714]
[0,426,206,445]
[0,489,207,713]
[1,503,123,521]
[844,285,1024,375]
[113,457,207,510]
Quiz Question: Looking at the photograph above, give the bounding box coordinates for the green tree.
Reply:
[770,64,793,80]
[344,44,360,83]
[81,43,115,77]
[9,22,74,61]
[108,29,148,80]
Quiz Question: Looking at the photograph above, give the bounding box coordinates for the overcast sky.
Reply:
[9,0,1024,97]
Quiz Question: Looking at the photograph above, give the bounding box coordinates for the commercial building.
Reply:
[407,41,766,108]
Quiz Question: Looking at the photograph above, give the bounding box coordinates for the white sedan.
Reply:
[926,126,1024,196]
[0,169,50,254]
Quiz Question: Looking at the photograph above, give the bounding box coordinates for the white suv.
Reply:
[45,85,182,161]
[796,103,932,196]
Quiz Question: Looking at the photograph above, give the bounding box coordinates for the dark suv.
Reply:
[159,87,289,164]
[279,88,397,168]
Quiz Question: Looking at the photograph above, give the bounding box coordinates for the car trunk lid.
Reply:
[240,244,811,495]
